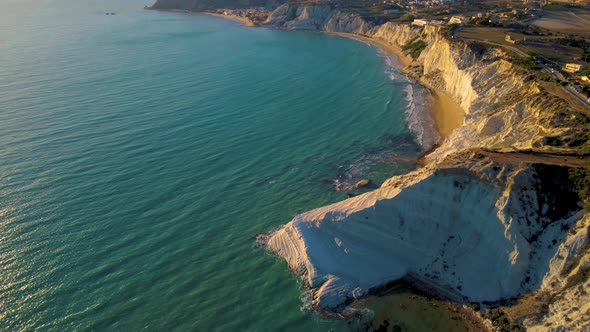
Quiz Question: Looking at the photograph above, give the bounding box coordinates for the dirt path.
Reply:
[474,149,590,168]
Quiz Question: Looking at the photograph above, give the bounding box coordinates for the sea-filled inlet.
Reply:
[0,0,444,330]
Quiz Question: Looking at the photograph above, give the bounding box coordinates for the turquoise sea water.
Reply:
[0,1,422,330]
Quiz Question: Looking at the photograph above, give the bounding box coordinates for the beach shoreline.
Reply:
[155,9,466,142]
[326,32,413,67]
[205,12,255,27]
[430,89,465,138]
[329,32,465,143]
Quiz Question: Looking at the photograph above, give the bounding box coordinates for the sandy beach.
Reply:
[430,89,465,138]
[206,12,255,27]
[328,32,413,66]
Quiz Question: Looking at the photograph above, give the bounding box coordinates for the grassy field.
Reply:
[456,25,588,66]
[533,8,590,39]
[457,27,511,44]
[539,81,590,111]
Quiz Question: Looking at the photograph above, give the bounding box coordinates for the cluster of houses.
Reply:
[380,0,454,13]
[379,0,505,16]
[215,8,268,21]
[410,5,541,28]
[377,0,547,21]
[403,0,544,27]
[411,18,447,26]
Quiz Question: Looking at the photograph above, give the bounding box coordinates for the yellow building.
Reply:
[564,63,582,73]
[505,34,518,44]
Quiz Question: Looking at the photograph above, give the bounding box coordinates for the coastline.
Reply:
[327,32,413,67]
[327,32,464,142]
[204,12,255,27]
[155,9,465,142]
[145,8,255,27]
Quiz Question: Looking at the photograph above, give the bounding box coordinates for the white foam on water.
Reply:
[373,45,440,150]
[375,48,399,81]
[404,84,440,151]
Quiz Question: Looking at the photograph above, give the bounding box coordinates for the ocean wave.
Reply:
[376,48,399,81]
[349,36,401,81]
[370,45,440,151]
[404,84,440,151]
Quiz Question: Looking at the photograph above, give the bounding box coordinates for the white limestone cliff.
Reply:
[266,153,583,312]
[265,3,372,33]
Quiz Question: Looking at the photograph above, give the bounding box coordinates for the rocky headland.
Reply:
[150,1,590,329]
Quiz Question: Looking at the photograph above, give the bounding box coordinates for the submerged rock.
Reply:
[354,179,371,188]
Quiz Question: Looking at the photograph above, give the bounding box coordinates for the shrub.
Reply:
[537,72,552,81]
[569,168,590,211]
[444,23,460,35]
[511,56,541,70]
[402,40,428,59]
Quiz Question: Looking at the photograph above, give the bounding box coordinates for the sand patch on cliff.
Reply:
[430,89,465,138]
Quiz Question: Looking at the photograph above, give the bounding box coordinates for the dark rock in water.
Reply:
[382,133,422,154]
[254,233,271,247]
[354,179,371,188]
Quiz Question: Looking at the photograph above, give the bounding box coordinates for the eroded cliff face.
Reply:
[264,3,373,33]
[366,23,589,159]
[266,151,583,311]
[525,216,590,331]
[413,27,589,162]
[259,3,590,329]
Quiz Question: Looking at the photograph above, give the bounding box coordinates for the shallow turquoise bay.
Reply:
[0,1,421,330]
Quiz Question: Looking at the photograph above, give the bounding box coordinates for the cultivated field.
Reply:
[457,26,587,65]
[533,8,590,39]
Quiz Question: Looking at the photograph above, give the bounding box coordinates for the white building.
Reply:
[412,18,429,26]
[430,20,447,26]
[448,15,468,24]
